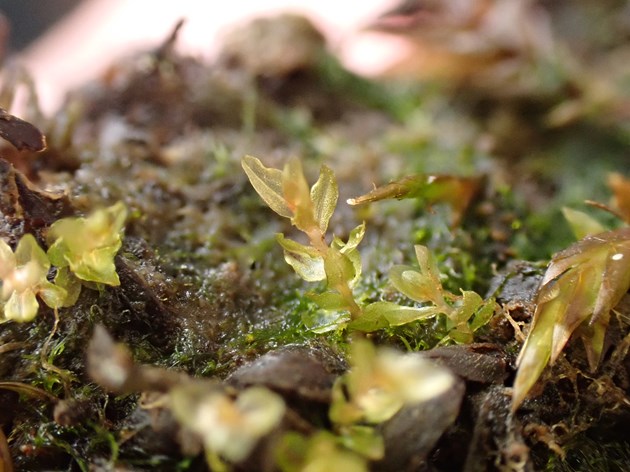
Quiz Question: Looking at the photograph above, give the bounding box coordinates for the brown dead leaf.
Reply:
[348,174,481,226]
[0,426,13,472]
[0,108,45,152]
[513,227,630,410]
[0,159,73,244]
[607,172,630,224]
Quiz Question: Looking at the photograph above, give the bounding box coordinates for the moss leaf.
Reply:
[307,291,351,311]
[242,155,292,218]
[349,301,439,332]
[46,202,127,286]
[276,233,325,282]
[283,158,317,231]
[311,164,338,233]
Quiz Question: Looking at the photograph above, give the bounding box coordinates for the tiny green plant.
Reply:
[0,202,127,323]
[242,155,494,337]
[512,225,630,410]
[169,383,286,471]
[276,338,456,472]
[0,234,66,322]
[46,201,127,287]
[276,431,369,472]
[512,182,630,411]
[242,155,364,322]
[350,244,497,341]
[329,338,455,425]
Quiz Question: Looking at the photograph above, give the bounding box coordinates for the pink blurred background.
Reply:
[19,0,405,113]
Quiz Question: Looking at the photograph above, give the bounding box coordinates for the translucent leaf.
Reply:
[170,384,285,464]
[329,377,364,425]
[241,155,292,218]
[284,431,368,472]
[276,233,325,282]
[38,281,68,310]
[389,265,444,307]
[549,266,599,363]
[450,290,484,325]
[283,158,316,231]
[448,325,473,344]
[0,239,15,278]
[70,245,121,286]
[414,245,441,281]
[323,247,356,289]
[336,340,455,425]
[469,298,497,332]
[14,234,50,272]
[512,293,558,411]
[338,426,384,460]
[46,238,68,268]
[311,164,338,233]
[332,223,366,286]
[47,202,127,254]
[53,266,82,307]
[592,240,630,322]
[389,245,447,307]
[307,291,350,311]
[340,246,362,287]
[4,289,39,322]
[348,301,439,332]
[562,207,606,239]
[344,223,366,251]
[301,309,348,333]
[46,202,126,286]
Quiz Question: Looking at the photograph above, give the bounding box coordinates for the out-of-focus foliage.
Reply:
[0,203,126,323]
[0,234,66,322]
[329,339,455,425]
[608,173,630,224]
[169,383,286,468]
[561,207,606,240]
[276,431,369,472]
[348,174,480,226]
[513,227,630,410]
[46,202,127,286]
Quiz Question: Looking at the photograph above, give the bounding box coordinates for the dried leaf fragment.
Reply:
[0,425,13,472]
[0,107,46,151]
[608,172,630,224]
[348,174,480,226]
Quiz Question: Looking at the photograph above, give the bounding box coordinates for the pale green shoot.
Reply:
[0,234,66,322]
[47,202,127,286]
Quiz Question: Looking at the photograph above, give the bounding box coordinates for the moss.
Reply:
[2,8,630,470]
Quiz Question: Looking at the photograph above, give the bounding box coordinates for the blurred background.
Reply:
[0,0,83,51]
[0,0,406,113]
